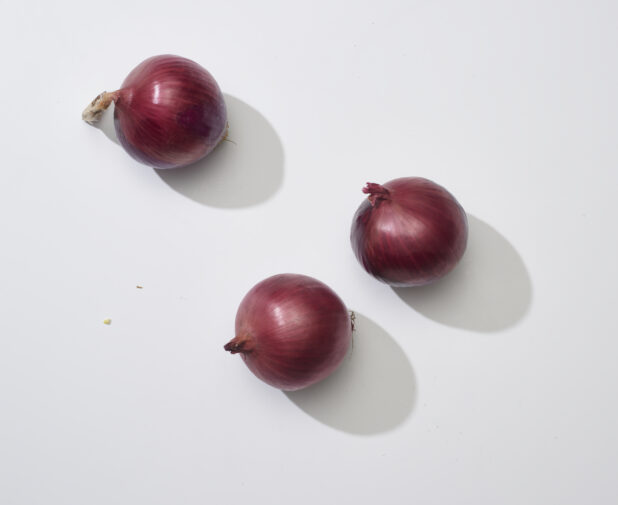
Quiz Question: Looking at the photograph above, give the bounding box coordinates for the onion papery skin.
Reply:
[224,274,352,391]
[351,177,468,287]
[113,55,227,169]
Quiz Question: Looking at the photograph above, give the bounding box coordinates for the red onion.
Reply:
[82,55,227,169]
[224,274,353,391]
[350,177,468,287]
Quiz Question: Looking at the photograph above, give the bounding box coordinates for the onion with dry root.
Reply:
[83,54,227,169]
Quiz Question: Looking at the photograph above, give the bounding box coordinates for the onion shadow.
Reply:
[154,95,284,208]
[285,312,416,435]
[394,216,533,332]
[92,101,120,146]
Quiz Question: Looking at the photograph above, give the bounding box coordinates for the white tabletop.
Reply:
[1,1,617,503]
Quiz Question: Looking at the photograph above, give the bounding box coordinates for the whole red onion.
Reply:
[224,274,353,391]
[350,177,468,287]
[82,55,227,169]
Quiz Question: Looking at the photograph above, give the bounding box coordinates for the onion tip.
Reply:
[82,91,118,125]
[224,335,254,354]
[362,182,390,206]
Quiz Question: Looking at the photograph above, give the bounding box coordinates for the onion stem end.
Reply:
[82,91,118,124]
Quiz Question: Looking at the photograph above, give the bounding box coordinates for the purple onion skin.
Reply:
[113,55,227,169]
[351,177,468,287]
[224,274,352,391]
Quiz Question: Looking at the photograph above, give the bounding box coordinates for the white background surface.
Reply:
[1,0,617,503]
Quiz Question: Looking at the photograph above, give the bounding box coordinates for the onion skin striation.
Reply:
[83,55,227,169]
[224,274,352,391]
[350,177,468,287]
